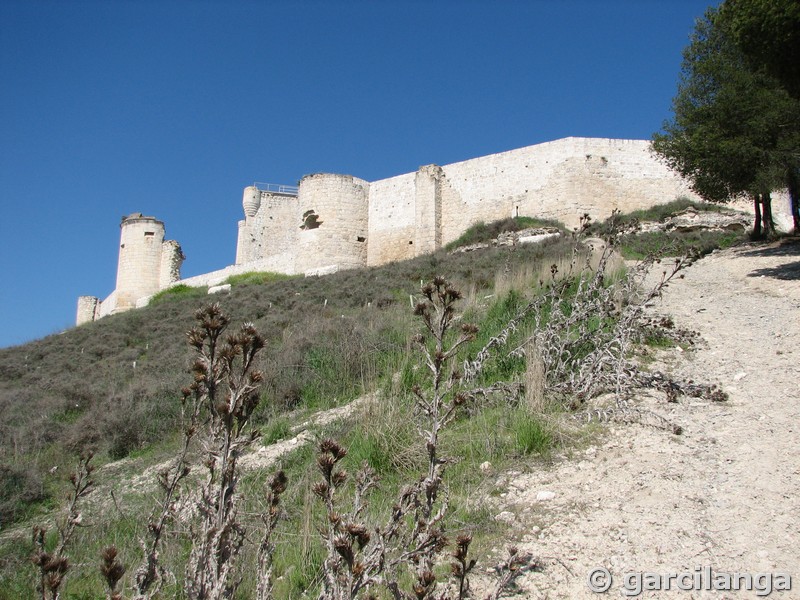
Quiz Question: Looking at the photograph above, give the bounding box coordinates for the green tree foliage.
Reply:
[721,0,800,99]
[722,0,800,230]
[652,4,800,235]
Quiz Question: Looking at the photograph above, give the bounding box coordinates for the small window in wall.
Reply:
[144,231,155,237]
[356,236,366,242]
[408,240,413,245]
[301,209,322,230]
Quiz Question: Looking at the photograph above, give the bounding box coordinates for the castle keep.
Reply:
[77,137,697,324]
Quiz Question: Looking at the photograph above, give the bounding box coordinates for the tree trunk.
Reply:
[762,192,776,236]
[788,169,800,232]
[752,194,763,238]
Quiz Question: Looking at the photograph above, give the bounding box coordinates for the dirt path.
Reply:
[495,240,800,599]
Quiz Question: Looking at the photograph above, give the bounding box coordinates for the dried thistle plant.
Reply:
[256,470,288,600]
[31,526,69,600]
[450,533,477,598]
[131,379,199,599]
[483,547,540,600]
[313,277,538,600]
[314,439,380,599]
[464,212,725,432]
[182,303,271,600]
[100,545,126,600]
[31,452,94,600]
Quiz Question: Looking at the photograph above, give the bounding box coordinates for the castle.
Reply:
[77,137,699,325]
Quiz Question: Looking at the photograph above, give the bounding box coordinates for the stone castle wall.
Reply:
[236,187,299,272]
[77,137,734,325]
[76,296,99,325]
[437,137,695,245]
[365,172,417,266]
[237,137,699,273]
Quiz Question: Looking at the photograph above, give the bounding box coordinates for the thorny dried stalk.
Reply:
[380,277,482,599]
[314,439,380,600]
[31,452,94,600]
[464,212,727,432]
[256,470,287,600]
[132,382,200,599]
[315,277,539,600]
[450,534,477,598]
[483,547,541,600]
[183,303,271,600]
[100,545,126,600]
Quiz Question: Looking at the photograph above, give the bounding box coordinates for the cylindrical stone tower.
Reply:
[295,174,370,274]
[114,213,166,311]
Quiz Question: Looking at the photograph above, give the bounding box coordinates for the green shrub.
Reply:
[261,417,292,445]
[644,330,677,350]
[512,412,553,455]
[444,216,564,250]
[148,284,207,305]
[582,199,745,259]
[596,197,726,230]
[346,429,395,474]
[619,229,743,259]
[271,533,326,597]
[224,271,294,286]
[99,391,182,460]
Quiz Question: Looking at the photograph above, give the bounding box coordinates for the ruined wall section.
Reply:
[366,165,459,265]
[159,240,185,289]
[236,187,298,273]
[440,149,518,244]
[529,138,699,222]
[76,296,99,326]
[295,174,370,274]
[365,172,416,266]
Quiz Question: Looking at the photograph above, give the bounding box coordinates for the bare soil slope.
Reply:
[496,240,800,599]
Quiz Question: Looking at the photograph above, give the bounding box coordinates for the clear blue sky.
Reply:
[0,0,714,349]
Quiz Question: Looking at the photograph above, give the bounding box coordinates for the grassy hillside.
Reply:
[0,227,577,525]
[0,205,746,599]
